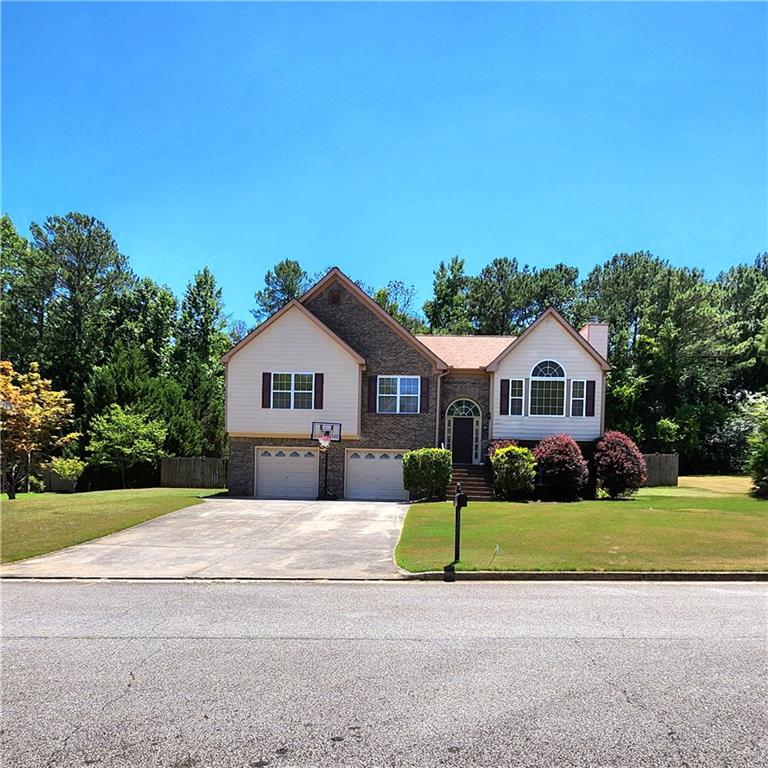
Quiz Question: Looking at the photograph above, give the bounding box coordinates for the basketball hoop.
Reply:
[318,433,332,451]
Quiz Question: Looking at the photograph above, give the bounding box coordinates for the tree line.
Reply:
[1,211,766,490]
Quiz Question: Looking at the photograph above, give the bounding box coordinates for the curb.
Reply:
[402,570,768,582]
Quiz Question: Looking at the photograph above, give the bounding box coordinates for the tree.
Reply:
[107,277,178,376]
[0,215,58,371]
[372,281,427,334]
[0,361,78,498]
[50,457,86,492]
[87,404,166,488]
[173,267,230,373]
[423,256,472,334]
[467,257,524,335]
[743,393,768,498]
[172,268,229,456]
[30,213,131,413]
[718,254,768,392]
[252,259,310,321]
[84,343,204,457]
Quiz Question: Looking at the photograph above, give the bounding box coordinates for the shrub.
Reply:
[487,439,518,458]
[51,457,87,491]
[27,475,46,493]
[595,430,647,499]
[533,434,589,501]
[744,394,768,498]
[402,448,452,500]
[490,445,536,500]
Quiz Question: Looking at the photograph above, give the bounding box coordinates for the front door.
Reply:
[452,417,474,464]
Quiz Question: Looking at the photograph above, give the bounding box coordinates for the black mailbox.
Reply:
[454,492,468,510]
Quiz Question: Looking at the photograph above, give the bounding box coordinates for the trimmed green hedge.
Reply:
[490,445,536,500]
[403,448,452,500]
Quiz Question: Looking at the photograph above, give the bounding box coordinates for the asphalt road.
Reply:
[2,581,766,767]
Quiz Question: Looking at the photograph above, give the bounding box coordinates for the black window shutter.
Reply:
[420,377,430,413]
[368,376,378,412]
[262,372,272,409]
[314,373,324,409]
[585,380,596,417]
[500,379,510,415]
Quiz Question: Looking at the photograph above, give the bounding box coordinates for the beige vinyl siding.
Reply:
[226,305,361,436]
[492,315,603,442]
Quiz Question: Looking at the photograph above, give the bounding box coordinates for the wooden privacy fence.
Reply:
[161,457,228,488]
[642,453,679,487]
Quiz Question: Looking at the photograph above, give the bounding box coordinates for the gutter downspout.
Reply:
[435,370,449,447]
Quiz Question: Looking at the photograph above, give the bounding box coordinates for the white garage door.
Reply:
[346,450,409,501]
[255,448,319,498]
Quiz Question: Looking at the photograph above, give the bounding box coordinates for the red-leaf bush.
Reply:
[594,430,647,499]
[533,434,589,501]
[487,439,518,457]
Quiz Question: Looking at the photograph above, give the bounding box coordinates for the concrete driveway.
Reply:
[0,498,407,580]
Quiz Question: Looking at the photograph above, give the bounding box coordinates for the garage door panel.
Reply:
[346,450,409,501]
[256,448,319,498]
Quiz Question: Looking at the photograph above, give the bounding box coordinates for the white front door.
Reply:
[255,447,319,498]
[345,450,409,501]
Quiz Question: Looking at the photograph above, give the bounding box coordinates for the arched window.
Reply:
[530,360,566,416]
[446,399,481,418]
[531,360,565,378]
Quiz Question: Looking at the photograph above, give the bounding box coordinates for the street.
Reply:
[2,581,766,767]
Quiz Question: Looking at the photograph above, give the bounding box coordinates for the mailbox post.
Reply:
[453,482,468,564]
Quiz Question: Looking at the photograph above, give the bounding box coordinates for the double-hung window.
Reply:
[529,360,566,416]
[272,372,314,409]
[509,379,524,415]
[570,380,586,417]
[377,375,420,414]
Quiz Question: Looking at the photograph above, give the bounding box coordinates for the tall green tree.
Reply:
[172,268,229,457]
[107,277,178,376]
[423,256,472,334]
[1,215,58,370]
[252,259,310,321]
[718,253,768,392]
[467,257,520,335]
[29,213,130,413]
[173,267,230,373]
[373,281,426,334]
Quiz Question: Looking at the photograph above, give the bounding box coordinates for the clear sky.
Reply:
[3,2,766,323]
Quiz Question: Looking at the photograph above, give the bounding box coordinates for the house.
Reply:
[222,267,611,500]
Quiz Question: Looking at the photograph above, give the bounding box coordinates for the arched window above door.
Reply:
[446,399,481,418]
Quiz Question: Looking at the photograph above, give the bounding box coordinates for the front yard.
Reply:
[1,487,220,563]
[395,476,768,572]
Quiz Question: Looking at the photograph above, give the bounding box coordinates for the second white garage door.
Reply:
[345,450,409,501]
[255,448,319,498]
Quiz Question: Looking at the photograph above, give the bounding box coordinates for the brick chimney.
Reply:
[579,317,609,360]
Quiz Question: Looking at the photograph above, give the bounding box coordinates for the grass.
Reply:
[0,487,221,563]
[396,475,767,573]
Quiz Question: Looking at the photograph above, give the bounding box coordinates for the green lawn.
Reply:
[1,487,220,563]
[396,476,768,573]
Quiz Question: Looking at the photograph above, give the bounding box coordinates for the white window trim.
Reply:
[529,359,567,418]
[508,378,525,417]
[271,371,315,410]
[570,379,586,418]
[376,375,421,415]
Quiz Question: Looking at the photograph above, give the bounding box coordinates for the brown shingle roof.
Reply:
[414,335,515,370]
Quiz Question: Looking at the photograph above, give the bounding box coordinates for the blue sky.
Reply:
[3,2,766,323]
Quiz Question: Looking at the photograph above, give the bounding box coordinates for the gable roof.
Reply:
[485,306,612,371]
[300,267,449,371]
[220,299,366,365]
[415,335,515,370]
